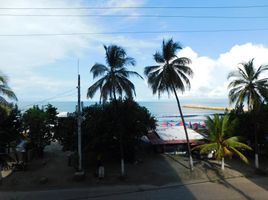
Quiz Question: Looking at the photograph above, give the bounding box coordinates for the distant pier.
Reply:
[183,104,232,111]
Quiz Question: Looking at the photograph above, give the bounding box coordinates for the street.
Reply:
[1,176,268,200]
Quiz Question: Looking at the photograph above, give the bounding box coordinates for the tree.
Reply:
[45,104,58,140]
[54,116,77,151]
[0,104,21,152]
[87,45,143,103]
[23,105,58,157]
[82,99,155,165]
[228,58,268,168]
[0,71,17,105]
[144,38,194,170]
[87,44,143,176]
[193,114,252,170]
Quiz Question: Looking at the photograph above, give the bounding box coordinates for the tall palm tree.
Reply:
[87,44,142,176]
[87,45,143,103]
[193,114,252,170]
[228,58,268,169]
[144,38,194,170]
[0,71,17,105]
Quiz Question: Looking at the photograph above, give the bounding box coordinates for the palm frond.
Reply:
[192,143,217,154]
[153,52,165,64]
[227,70,242,80]
[0,96,8,105]
[0,73,8,84]
[87,77,106,98]
[229,146,249,163]
[254,64,268,79]
[90,63,108,79]
[123,57,136,67]
[144,65,160,76]
[0,84,18,101]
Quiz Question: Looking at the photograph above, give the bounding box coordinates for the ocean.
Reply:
[18,98,228,124]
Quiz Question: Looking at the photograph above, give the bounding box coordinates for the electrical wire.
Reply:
[1,28,268,37]
[0,14,268,19]
[20,89,77,110]
[0,5,268,9]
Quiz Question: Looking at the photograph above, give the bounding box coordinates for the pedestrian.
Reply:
[97,154,105,179]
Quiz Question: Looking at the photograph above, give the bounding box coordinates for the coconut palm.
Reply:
[144,38,194,170]
[0,72,17,105]
[228,58,268,168]
[193,114,252,170]
[87,45,143,103]
[87,44,143,176]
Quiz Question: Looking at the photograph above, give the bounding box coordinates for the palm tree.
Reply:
[0,71,17,105]
[193,114,252,170]
[87,44,143,176]
[228,59,268,169]
[144,38,194,170]
[87,45,142,103]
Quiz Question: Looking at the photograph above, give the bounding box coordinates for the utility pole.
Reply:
[74,60,84,181]
[77,60,82,172]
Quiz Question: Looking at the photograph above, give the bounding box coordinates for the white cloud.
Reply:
[218,43,268,70]
[0,0,148,101]
[175,43,268,99]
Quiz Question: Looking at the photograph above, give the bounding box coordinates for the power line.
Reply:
[0,5,268,9]
[1,28,268,37]
[1,14,268,19]
[20,89,76,110]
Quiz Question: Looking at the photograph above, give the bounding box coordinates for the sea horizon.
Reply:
[17,98,229,123]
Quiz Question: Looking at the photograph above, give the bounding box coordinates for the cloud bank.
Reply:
[178,43,268,99]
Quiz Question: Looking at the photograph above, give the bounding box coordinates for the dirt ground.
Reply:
[0,142,267,191]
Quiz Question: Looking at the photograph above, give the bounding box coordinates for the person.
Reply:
[97,154,104,179]
[15,137,28,164]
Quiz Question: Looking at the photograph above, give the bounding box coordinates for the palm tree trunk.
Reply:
[112,86,125,176]
[252,109,259,169]
[254,123,259,169]
[171,84,194,171]
[221,157,225,170]
[120,142,125,176]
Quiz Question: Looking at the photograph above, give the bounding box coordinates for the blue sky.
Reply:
[2,0,268,103]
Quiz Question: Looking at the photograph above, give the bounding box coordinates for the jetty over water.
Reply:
[183,104,232,111]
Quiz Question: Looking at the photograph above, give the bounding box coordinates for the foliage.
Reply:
[228,58,268,111]
[144,38,194,170]
[82,99,156,162]
[229,105,268,152]
[22,104,58,155]
[144,38,193,97]
[0,104,21,148]
[228,59,268,168]
[0,71,17,105]
[193,114,252,164]
[54,115,77,151]
[87,44,143,103]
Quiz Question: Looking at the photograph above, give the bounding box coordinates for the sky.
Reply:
[1,0,268,103]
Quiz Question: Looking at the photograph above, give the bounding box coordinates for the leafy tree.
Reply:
[87,44,143,176]
[82,99,155,169]
[0,71,17,105]
[45,104,58,141]
[144,38,194,170]
[23,104,58,157]
[193,114,252,170]
[0,104,21,151]
[54,116,77,151]
[87,44,143,103]
[228,59,268,168]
